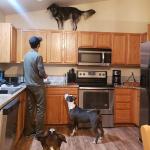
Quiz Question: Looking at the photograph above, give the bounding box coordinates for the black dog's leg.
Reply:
[71,119,78,136]
[56,19,60,29]
[93,126,100,144]
[92,115,104,144]
[72,14,80,31]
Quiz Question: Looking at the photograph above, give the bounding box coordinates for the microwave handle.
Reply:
[102,52,104,63]
[78,50,102,54]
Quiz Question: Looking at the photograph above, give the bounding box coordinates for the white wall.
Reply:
[0,10,5,22]
[5,0,150,32]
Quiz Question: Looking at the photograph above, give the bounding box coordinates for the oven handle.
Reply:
[79,87,114,90]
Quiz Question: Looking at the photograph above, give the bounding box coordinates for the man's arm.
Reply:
[36,56,48,79]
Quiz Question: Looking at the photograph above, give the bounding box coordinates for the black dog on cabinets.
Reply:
[47,3,96,31]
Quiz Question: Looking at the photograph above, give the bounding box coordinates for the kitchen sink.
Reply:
[0,87,22,94]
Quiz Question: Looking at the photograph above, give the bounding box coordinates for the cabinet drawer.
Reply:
[115,110,131,123]
[115,103,130,109]
[46,87,78,95]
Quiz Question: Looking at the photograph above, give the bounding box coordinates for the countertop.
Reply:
[114,85,141,90]
[0,85,26,110]
[45,83,79,88]
[0,83,78,110]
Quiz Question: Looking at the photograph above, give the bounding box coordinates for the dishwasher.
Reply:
[0,98,19,150]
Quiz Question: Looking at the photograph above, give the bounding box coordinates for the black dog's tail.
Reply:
[82,9,96,19]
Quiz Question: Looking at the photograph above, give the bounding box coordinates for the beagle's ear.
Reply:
[43,130,49,136]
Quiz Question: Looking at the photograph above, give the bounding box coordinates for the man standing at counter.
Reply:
[24,36,48,138]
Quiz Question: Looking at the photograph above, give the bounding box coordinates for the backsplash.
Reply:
[0,64,140,85]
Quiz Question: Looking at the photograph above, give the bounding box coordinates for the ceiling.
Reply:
[0,0,102,15]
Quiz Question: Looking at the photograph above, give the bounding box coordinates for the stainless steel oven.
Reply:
[79,87,114,127]
[77,70,114,127]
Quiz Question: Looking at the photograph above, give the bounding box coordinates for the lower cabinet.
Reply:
[15,90,26,143]
[114,88,140,125]
[45,87,78,124]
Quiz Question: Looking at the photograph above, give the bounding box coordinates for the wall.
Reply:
[0,10,5,22]
[4,0,147,81]
[5,0,150,32]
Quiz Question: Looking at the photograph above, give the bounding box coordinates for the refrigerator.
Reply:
[139,41,150,140]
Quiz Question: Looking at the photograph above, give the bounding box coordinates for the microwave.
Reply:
[78,48,111,66]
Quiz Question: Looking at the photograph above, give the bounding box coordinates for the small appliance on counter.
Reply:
[112,70,121,86]
[67,68,76,83]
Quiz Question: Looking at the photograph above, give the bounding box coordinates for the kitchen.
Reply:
[0,0,150,149]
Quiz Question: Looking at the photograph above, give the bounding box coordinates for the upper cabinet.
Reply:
[126,33,141,65]
[140,32,147,43]
[19,30,77,64]
[78,31,97,48]
[77,31,112,48]
[148,24,150,41]
[19,30,47,62]
[0,23,17,63]
[47,31,77,64]
[64,31,77,64]
[47,31,63,63]
[96,32,112,48]
[112,33,144,66]
[17,29,147,66]
[112,33,128,65]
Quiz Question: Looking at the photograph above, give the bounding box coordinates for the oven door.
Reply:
[79,87,114,114]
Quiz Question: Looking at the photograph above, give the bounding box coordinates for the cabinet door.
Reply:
[96,32,112,48]
[114,88,132,123]
[64,31,77,64]
[132,89,140,126]
[15,91,26,143]
[148,24,150,41]
[0,23,17,63]
[47,31,63,63]
[112,33,128,65]
[21,30,47,62]
[127,34,141,65]
[78,31,97,48]
[140,32,147,43]
[10,26,17,62]
[46,95,62,124]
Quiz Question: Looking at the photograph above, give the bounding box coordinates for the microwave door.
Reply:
[78,51,103,65]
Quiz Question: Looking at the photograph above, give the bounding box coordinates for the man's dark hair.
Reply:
[29,36,42,49]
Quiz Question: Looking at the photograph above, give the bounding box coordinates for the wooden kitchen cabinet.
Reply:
[45,87,78,124]
[78,31,97,48]
[47,31,77,64]
[126,34,141,65]
[140,32,147,43]
[114,88,140,125]
[47,31,63,63]
[15,90,26,143]
[112,33,128,65]
[96,32,112,48]
[64,31,77,64]
[20,30,47,62]
[0,23,17,63]
[148,24,150,41]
